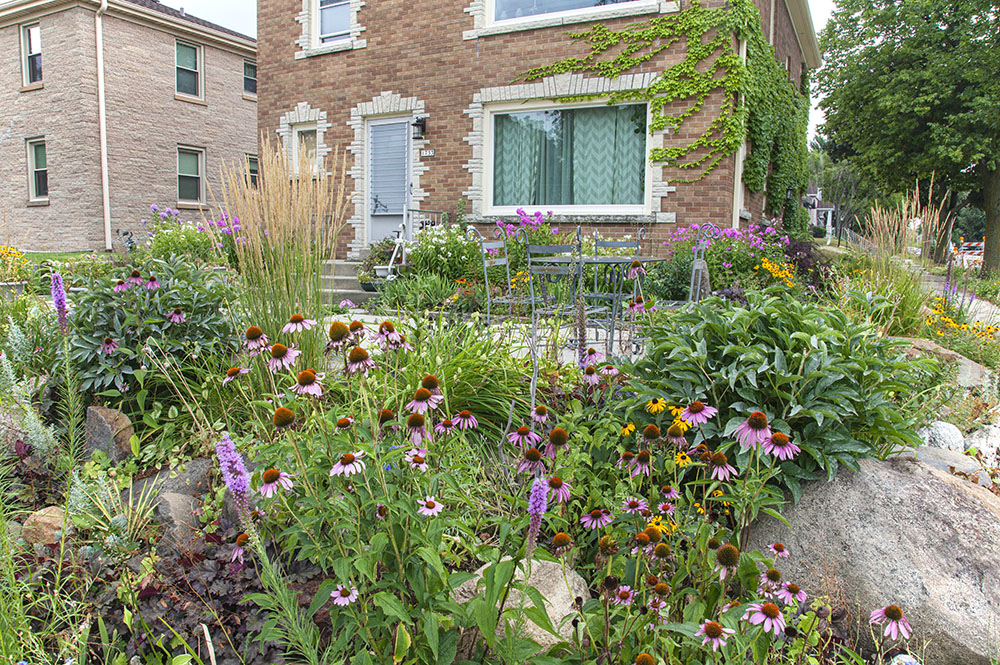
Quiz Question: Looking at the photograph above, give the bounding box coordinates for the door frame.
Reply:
[365,115,413,246]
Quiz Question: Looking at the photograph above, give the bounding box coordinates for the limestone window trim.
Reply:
[174,39,205,102]
[276,102,333,178]
[295,0,366,60]
[463,0,679,40]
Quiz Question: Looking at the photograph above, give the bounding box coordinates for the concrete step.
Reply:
[321,288,377,305]
[320,274,364,290]
[321,260,362,277]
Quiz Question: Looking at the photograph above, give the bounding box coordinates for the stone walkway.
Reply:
[921,273,1000,324]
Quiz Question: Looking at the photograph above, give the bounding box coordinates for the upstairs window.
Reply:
[27,138,48,201]
[243,60,257,95]
[494,0,639,21]
[318,0,351,43]
[177,147,204,203]
[292,125,318,175]
[22,23,42,85]
[175,41,202,98]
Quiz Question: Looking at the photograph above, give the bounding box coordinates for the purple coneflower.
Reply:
[421,374,443,396]
[708,452,738,482]
[145,275,160,290]
[631,449,654,477]
[714,543,740,581]
[267,343,301,373]
[642,424,660,444]
[434,418,456,436]
[282,313,317,334]
[336,416,355,431]
[272,407,295,429]
[600,364,619,377]
[551,531,572,554]
[870,605,912,641]
[583,347,603,364]
[406,387,442,414]
[327,321,350,350]
[629,296,645,314]
[166,307,185,324]
[375,320,408,350]
[531,404,549,424]
[375,504,388,520]
[508,425,541,448]
[621,497,648,514]
[665,422,688,447]
[582,365,600,386]
[744,602,785,637]
[770,542,789,558]
[232,533,249,563]
[127,269,144,285]
[405,448,429,471]
[761,432,800,461]
[735,411,772,451]
[517,447,546,474]
[657,501,675,514]
[331,585,359,606]
[758,568,783,597]
[695,620,734,652]
[776,582,807,605]
[546,476,571,503]
[339,298,356,308]
[453,410,479,430]
[348,320,366,342]
[627,260,646,280]
[406,414,428,445]
[579,507,613,530]
[244,326,269,354]
[617,451,636,469]
[376,409,396,431]
[544,427,569,459]
[291,369,324,397]
[346,347,376,375]
[681,400,718,426]
[99,337,118,355]
[330,451,366,477]
[418,495,444,517]
[50,271,69,334]
[259,468,293,498]
[660,485,679,500]
[113,279,131,293]
[612,586,635,606]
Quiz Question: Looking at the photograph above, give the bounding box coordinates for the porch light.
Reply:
[412,117,427,140]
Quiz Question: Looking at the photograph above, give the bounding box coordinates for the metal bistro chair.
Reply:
[466,226,526,325]
[585,228,647,356]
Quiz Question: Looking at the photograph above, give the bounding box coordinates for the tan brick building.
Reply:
[258,0,820,259]
[0,0,257,251]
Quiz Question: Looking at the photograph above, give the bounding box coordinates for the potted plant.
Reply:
[0,245,31,300]
[358,237,399,291]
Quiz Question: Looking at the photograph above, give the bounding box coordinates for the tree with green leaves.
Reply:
[816,0,1000,269]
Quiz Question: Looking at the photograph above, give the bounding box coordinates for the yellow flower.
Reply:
[670,417,691,433]
[668,405,684,418]
[674,451,692,468]
[621,422,636,436]
[646,515,675,535]
[645,398,666,415]
[693,502,705,514]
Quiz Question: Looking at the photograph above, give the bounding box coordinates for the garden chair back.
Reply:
[586,228,647,355]
[519,225,586,316]
[466,226,522,324]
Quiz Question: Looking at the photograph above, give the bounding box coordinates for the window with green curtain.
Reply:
[495,0,638,21]
[176,42,199,96]
[492,104,647,207]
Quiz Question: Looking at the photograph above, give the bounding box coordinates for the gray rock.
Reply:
[131,458,213,499]
[153,492,202,553]
[85,406,134,464]
[964,425,1000,468]
[895,447,993,488]
[748,454,1000,665]
[901,337,989,389]
[918,420,965,453]
[454,558,589,650]
[22,506,72,545]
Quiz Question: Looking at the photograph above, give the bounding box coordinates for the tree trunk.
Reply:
[984,165,1000,274]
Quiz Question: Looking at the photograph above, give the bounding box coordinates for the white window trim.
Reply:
[463,0,679,40]
[176,146,206,204]
[26,137,47,202]
[246,153,259,186]
[276,102,333,178]
[291,123,319,177]
[295,0,366,59]
[20,22,42,87]
[483,98,654,217]
[243,58,257,98]
[175,39,204,101]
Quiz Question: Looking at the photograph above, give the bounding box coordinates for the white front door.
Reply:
[367,118,411,244]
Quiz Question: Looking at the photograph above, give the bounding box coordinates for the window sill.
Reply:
[295,38,366,60]
[488,206,650,217]
[174,93,207,106]
[20,82,44,93]
[176,201,206,210]
[464,0,678,39]
[243,93,258,102]
[27,198,49,206]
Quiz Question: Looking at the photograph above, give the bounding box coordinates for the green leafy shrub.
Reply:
[405,224,479,282]
[147,221,217,264]
[374,273,466,312]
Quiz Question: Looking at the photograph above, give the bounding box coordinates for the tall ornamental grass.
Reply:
[863,179,949,265]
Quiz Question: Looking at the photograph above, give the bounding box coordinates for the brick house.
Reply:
[0,0,257,251]
[258,0,820,259]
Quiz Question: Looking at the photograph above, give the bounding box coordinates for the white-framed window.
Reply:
[243,59,257,95]
[175,40,203,98]
[317,0,351,43]
[246,154,259,187]
[21,23,42,85]
[26,138,48,201]
[492,0,644,22]
[177,147,205,203]
[484,100,650,215]
[291,124,318,176]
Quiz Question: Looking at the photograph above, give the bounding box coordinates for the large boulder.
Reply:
[748,451,1000,665]
[454,558,589,650]
[130,458,213,498]
[85,406,134,463]
[965,424,1000,468]
[918,420,965,453]
[22,506,71,545]
[152,492,202,553]
[901,337,988,389]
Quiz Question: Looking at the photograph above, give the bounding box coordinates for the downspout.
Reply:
[731,37,748,229]
[96,0,112,250]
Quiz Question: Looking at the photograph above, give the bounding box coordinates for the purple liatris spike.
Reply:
[216,433,252,520]
[50,271,69,335]
[525,477,548,559]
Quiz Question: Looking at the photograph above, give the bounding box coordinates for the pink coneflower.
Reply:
[665,422,688,448]
[375,504,388,520]
[776,582,807,605]
[327,321,350,350]
[331,585,358,606]
[405,448,429,472]
[406,387,442,414]
[282,313,317,334]
[508,425,541,448]
[99,337,118,355]
[629,296,646,314]
[434,419,456,436]
[222,367,249,385]
[627,260,646,280]
[418,495,444,517]
[421,374,443,396]
[770,542,789,559]
[583,347,603,364]
[531,404,550,424]
[744,602,785,637]
[259,468,293,498]
[517,447,546,474]
[621,497,648,514]
[145,275,160,290]
[599,364,619,377]
[336,416,355,431]
[631,449,654,477]
[375,320,406,349]
[735,411,772,451]
[758,568,783,597]
[762,432,800,461]
[544,427,569,460]
[126,269,144,286]
[582,365,600,386]
[406,414,428,445]
[660,485,679,500]
[695,620,734,652]
[870,605,912,641]
[330,451,366,477]
[291,369,324,397]
[346,347,376,375]
[232,533,249,563]
[453,410,479,430]
[714,543,740,581]
[244,326,269,354]
[612,585,635,606]
[166,307,185,324]
[579,507,613,529]
[113,279,131,293]
[617,451,636,469]
[681,400,718,426]
[267,344,301,373]
[348,320,366,342]
[657,501,675,514]
[546,476,571,503]
[642,424,661,444]
[708,452,738,482]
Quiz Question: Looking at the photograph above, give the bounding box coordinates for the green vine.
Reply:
[516,0,809,219]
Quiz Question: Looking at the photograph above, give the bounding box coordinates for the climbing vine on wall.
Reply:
[516,0,809,220]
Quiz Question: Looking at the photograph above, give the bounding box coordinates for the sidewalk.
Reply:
[920,273,1000,324]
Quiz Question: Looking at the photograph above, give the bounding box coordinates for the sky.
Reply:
[161,0,837,137]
